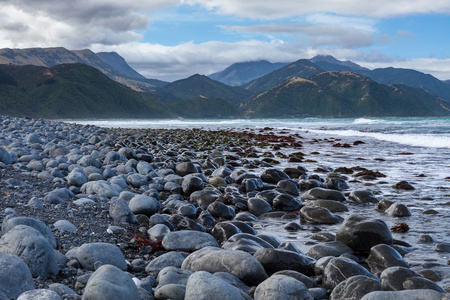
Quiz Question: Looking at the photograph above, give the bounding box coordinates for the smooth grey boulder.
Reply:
[306,199,349,212]
[273,270,315,288]
[104,151,128,165]
[145,251,189,276]
[0,225,58,278]
[81,180,120,198]
[385,203,411,217]
[181,247,268,286]
[300,206,341,224]
[109,197,138,224]
[127,173,148,188]
[0,252,34,299]
[361,289,445,300]
[47,283,77,297]
[277,180,300,196]
[214,272,251,293]
[53,220,77,233]
[367,244,409,273]
[155,284,185,300]
[2,216,57,249]
[176,162,198,177]
[147,224,171,242]
[207,201,236,219]
[335,214,393,251]
[272,194,302,211]
[190,188,221,207]
[261,168,290,184]
[182,175,204,196]
[307,241,354,259]
[348,190,379,204]
[137,161,154,175]
[221,233,275,253]
[325,177,349,191]
[247,197,273,216]
[82,264,140,300]
[323,257,378,290]
[301,187,346,202]
[129,195,160,217]
[254,274,313,300]
[17,289,62,300]
[67,169,88,187]
[162,230,218,251]
[77,242,127,271]
[212,222,242,243]
[242,178,264,192]
[156,266,192,289]
[330,275,381,300]
[185,271,252,300]
[78,155,102,168]
[253,248,315,275]
[0,147,12,164]
[380,266,446,292]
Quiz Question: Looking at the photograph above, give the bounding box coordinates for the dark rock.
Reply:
[385,203,411,217]
[261,168,290,184]
[181,247,268,286]
[301,187,346,202]
[83,264,140,300]
[253,248,315,275]
[330,275,381,300]
[212,222,242,243]
[300,206,341,224]
[221,233,275,253]
[272,194,302,211]
[380,266,445,292]
[185,271,251,300]
[307,241,354,259]
[323,257,378,289]
[298,179,325,191]
[367,244,409,273]
[335,214,393,252]
[207,201,235,219]
[348,190,379,204]
[254,275,313,300]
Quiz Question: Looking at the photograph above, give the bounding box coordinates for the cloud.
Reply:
[0,0,180,48]
[188,0,450,18]
[222,23,383,49]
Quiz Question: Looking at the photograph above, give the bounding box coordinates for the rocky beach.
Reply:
[0,115,449,300]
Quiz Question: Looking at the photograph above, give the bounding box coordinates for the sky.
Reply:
[1,0,450,82]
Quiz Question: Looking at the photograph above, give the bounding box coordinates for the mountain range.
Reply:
[1,47,450,119]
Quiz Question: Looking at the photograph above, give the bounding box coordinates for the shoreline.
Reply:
[0,115,449,299]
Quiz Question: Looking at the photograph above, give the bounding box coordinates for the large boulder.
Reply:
[254,274,313,300]
[366,244,409,273]
[261,168,290,184]
[181,247,268,286]
[77,242,127,271]
[335,214,393,251]
[128,195,160,217]
[253,248,315,275]
[0,225,58,278]
[145,251,189,276]
[81,181,120,198]
[0,252,34,299]
[330,275,381,300]
[221,233,275,253]
[380,266,446,293]
[299,206,341,224]
[301,188,346,202]
[322,257,378,290]
[109,198,138,224]
[0,147,13,164]
[361,289,446,300]
[162,230,218,251]
[82,264,140,300]
[17,289,62,300]
[185,271,251,300]
[2,216,57,249]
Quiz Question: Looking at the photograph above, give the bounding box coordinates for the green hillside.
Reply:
[156,74,253,106]
[242,59,324,93]
[0,63,173,119]
[242,71,450,118]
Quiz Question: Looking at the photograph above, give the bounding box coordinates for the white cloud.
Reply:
[188,0,450,18]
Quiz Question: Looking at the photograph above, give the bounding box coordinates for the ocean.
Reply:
[74,117,450,271]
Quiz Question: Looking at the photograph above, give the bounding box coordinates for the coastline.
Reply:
[0,115,449,299]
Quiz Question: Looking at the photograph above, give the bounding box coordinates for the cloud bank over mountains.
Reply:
[1,0,450,81]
